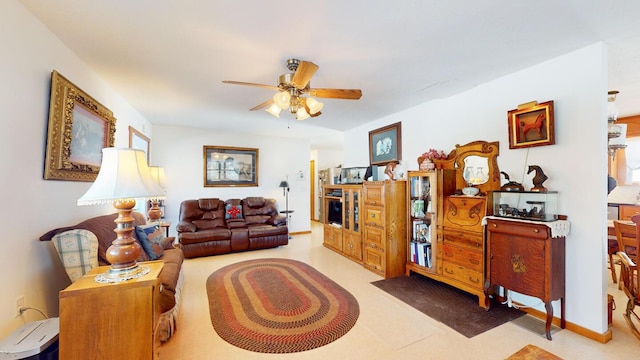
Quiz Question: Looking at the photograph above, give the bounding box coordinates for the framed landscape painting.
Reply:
[203,146,259,187]
[44,70,116,181]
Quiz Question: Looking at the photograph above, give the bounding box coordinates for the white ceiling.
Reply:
[19,0,640,148]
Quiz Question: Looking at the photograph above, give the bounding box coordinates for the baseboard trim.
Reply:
[518,304,612,343]
[290,230,311,236]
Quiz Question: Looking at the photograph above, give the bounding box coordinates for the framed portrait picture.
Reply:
[129,126,150,163]
[507,100,555,149]
[369,122,402,166]
[203,146,258,187]
[44,70,116,181]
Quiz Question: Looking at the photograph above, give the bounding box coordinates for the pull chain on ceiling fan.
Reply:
[223,58,362,120]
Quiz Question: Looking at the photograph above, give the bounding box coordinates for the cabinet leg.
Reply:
[560,296,566,329]
[544,302,553,340]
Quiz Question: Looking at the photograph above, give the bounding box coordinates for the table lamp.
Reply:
[78,148,164,283]
[147,166,166,222]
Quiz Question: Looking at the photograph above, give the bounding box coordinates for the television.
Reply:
[327,200,342,225]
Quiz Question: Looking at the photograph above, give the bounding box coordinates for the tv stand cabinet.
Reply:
[322,184,363,263]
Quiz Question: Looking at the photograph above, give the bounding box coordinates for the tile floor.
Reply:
[159,222,640,359]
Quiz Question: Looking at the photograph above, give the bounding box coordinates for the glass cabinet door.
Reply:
[408,172,437,269]
[344,190,351,231]
[353,191,359,233]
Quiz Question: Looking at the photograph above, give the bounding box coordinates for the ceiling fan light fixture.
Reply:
[306,97,324,115]
[265,104,282,118]
[273,91,291,109]
[296,107,310,120]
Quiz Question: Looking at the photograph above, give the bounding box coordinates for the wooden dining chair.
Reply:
[615,220,638,261]
[617,214,640,340]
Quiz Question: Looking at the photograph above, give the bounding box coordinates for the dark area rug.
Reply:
[371,273,525,338]
[207,258,359,353]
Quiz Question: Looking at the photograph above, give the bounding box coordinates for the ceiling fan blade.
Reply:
[291,61,319,89]
[250,99,274,111]
[309,88,362,100]
[222,80,280,91]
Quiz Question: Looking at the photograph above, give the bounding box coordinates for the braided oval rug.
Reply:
[206,258,359,353]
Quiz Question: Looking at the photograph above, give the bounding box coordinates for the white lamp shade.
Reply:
[78,148,164,205]
[306,97,324,115]
[296,107,310,120]
[265,103,282,118]
[273,91,291,109]
[149,166,166,189]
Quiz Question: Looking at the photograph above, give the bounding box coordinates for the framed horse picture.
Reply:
[507,100,555,149]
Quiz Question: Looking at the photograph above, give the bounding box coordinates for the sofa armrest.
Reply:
[176,221,196,233]
[267,215,287,226]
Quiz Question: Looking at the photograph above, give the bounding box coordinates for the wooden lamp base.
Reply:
[96,198,149,283]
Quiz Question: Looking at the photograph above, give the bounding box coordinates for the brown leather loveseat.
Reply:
[176,197,288,258]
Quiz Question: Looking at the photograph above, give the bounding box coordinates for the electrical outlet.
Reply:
[15,295,24,317]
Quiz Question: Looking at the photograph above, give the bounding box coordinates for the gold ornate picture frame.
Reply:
[203,146,259,187]
[44,70,116,181]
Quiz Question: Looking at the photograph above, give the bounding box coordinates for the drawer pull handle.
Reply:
[445,268,454,274]
[533,229,539,233]
[469,277,479,284]
[492,223,497,228]
[470,259,480,265]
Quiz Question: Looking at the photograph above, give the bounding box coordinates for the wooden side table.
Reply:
[59,261,164,359]
[160,221,171,237]
[280,210,294,238]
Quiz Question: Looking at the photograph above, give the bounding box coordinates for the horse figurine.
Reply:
[527,165,548,192]
[522,113,545,140]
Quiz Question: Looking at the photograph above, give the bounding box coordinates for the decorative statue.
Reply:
[384,161,398,180]
[527,165,548,192]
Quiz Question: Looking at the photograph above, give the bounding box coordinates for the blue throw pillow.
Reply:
[135,223,165,260]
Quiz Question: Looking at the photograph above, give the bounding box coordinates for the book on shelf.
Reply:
[416,242,430,267]
[411,199,425,218]
[416,223,429,242]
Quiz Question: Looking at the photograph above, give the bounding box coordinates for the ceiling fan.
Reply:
[222,58,362,120]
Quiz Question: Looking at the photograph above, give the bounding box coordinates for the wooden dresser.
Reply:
[59,261,164,359]
[442,194,488,307]
[485,218,566,340]
[362,180,407,278]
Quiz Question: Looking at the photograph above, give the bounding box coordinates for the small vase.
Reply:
[420,159,435,170]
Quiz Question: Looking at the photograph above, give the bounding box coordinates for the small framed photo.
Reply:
[203,146,258,187]
[507,100,555,149]
[369,122,402,166]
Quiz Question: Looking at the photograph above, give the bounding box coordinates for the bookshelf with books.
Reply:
[406,170,455,278]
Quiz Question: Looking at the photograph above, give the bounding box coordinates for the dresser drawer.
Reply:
[486,219,548,240]
[363,184,384,205]
[443,229,483,248]
[442,243,482,272]
[363,206,385,228]
[363,227,385,251]
[363,247,384,275]
[442,262,483,289]
[444,196,486,232]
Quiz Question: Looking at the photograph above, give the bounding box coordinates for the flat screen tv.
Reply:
[327,200,342,225]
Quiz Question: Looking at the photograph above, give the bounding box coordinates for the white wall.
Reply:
[152,125,311,235]
[345,43,609,334]
[0,1,153,338]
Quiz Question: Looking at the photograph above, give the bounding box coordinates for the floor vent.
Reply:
[512,315,561,338]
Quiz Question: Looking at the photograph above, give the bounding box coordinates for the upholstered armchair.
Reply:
[242,197,288,249]
[176,198,232,258]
